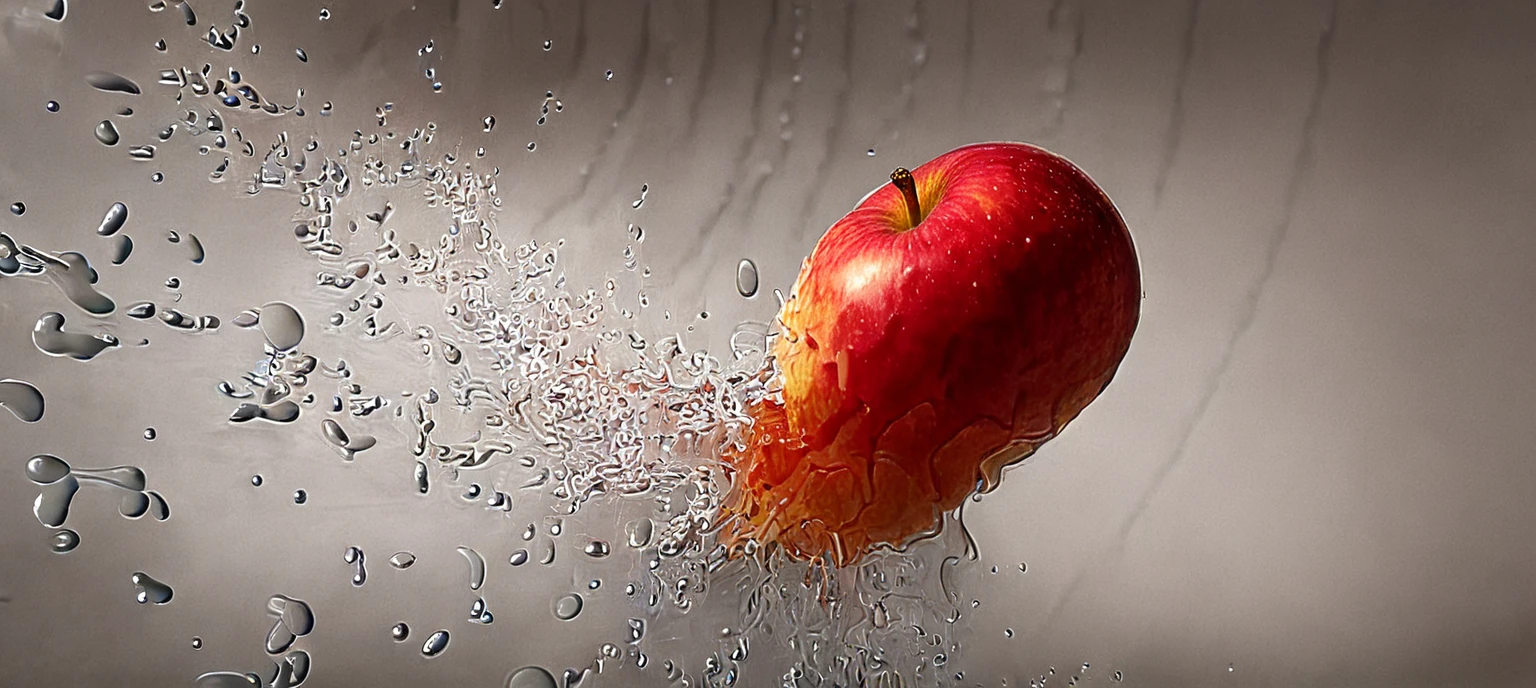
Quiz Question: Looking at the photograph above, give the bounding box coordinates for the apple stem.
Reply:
[890,167,921,229]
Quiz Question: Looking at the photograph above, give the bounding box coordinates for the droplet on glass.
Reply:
[292,489,307,504]
[391,622,409,641]
[388,552,416,569]
[506,666,558,688]
[552,593,583,620]
[421,630,449,657]
[95,120,121,146]
[51,529,80,553]
[736,259,759,297]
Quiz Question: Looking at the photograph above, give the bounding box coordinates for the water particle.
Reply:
[867,148,876,156]
[388,552,416,569]
[0,379,45,423]
[51,529,80,553]
[421,630,450,657]
[552,593,583,620]
[85,72,142,95]
[95,120,120,146]
[507,666,558,688]
[508,549,528,566]
[292,489,307,504]
[295,48,308,62]
[542,40,551,51]
[583,540,610,558]
[191,637,202,649]
[319,8,330,20]
[97,202,128,235]
[736,259,759,297]
[456,546,487,590]
[143,428,156,440]
[45,101,59,112]
[258,302,305,351]
[131,572,173,604]
[391,622,409,641]
[604,70,613,81]
[251,475,263,487]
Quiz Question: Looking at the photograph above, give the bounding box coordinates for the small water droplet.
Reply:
[583,540,610,558]
[95,120,121,146]
[1113,671,1124,682]
[251,475,263,487]
[295,48,308,62]
[191,636,203,649]
[482,115,495,132]
[867,148,876,156]
[508,549,528,566]
[131,571,173,604]
[542,39,552,51]
[735,259,759,297]
[85,72,142,95]
[343,546,366,586]
[388,552,416,569]
[9,202,24,215]
[318,8,330,19]
[142,427,157,441]
[292,489,307,504]
[391,622,410,641]
[44,101,59,113]
[421,630,450,657]
[151,171,164,183]
[51,528,80,553]
[457,546,487,590]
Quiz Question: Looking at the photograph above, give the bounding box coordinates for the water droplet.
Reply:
[111,235,133,265]
[526,142,536,151]
[483,116,495,132]
[552,593,583,620]
[51,529,80,553]
[542,39,552,51]
[421,630,450,657]
[251,475,263,487]
[95,120,120,146]
[292,489,307,504]
[142,427,156,441]
[318,8,330,19]
[258,302,305,351]
[1113,671,1124,682]
[508,549,528,566]
[85,72,142,95]
[735,259,759,297]
[391,622,410,641]
[295,48,308,62]
[44,0,65,21]
[0,379,45,423]
[625,518,653,548]
[33,312,119,360]
[151,172,164,183]
[98,202,129,236]
[388,551,416,569]
[583,540,610,558]
[604,70,614,81]
[191,636,203,649]
[44,101,59,113]
[506,666,558,688]
[457,546,487,590]
[9,202,24,215]
[343,546,366,586]
[267,594,315,636]
[131,571,173,604]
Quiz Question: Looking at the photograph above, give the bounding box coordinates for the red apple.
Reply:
[721,142,1141,564]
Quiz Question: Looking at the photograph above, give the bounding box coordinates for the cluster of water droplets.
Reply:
[0,3,1010,687]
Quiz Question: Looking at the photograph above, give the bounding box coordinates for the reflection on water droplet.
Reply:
[143,427,156,440]
[131,571,173,604]
[251,475,263,487]
[192,636,203,649]
[457,546,487,590]
[51,528,80,553]
[421,630,450,657]
[45,101,59,113]
[0,379,45,423]
[552,593,583,620]
[392,622,409,641]
[295,48,308,62]
[736,259,759,298]
[483,116,495,132]
[542,40,552,51]
[292,489,307,504]
[388,551,416,569]
[506,666,558,688]
[95,120,121,146]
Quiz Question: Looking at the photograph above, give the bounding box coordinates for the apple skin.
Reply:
[721,142,1141,564]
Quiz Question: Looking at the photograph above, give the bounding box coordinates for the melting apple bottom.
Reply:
[719,360,1121,565]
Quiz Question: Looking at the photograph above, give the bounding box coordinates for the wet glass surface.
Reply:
[3,1,1536,686]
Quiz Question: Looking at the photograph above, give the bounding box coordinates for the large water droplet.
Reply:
[552,593,583,620]
[0,379,45,423]
[421,630,450,657]
[85,72,142,95]
[258,302,305,351]
[26,454,72,484]
[267,594,315,635]
[736,259,759,297]
[33,312,119,360]
[626,518,654,548]
[131,571,173,604]
[111,235,133,265]
[506,666,558,688]
[94,120,121,146]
